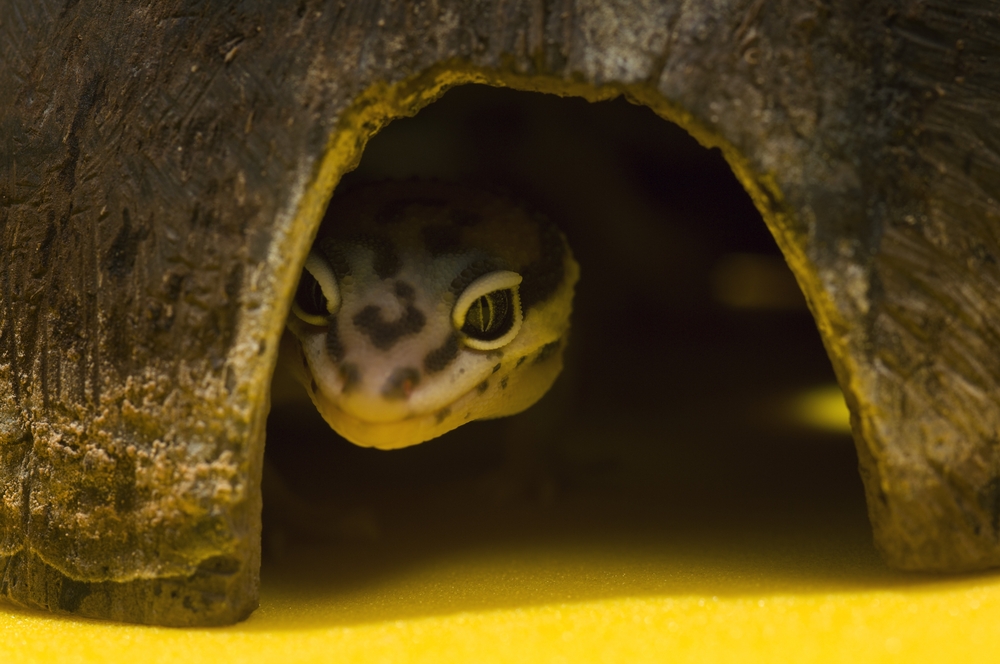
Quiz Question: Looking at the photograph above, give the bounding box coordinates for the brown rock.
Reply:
[1,0,998,625]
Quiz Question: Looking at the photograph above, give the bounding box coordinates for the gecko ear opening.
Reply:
[453,270,523,350]
[291,249,341,326]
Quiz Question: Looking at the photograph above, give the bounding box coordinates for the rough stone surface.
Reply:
[0,0,998,625]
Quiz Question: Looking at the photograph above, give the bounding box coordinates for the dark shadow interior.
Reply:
[261,85,881,625]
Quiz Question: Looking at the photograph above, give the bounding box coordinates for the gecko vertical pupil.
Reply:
[462,289,513,341]
[295,270,329,318]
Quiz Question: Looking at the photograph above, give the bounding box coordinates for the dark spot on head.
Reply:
[326,318,345,362]
[450,208,482,227]
[394,280,416,302]
[534,339,562,364]
[518,218,566,311]
[373,246,401,279]
[354,233,401,279]
[435,407,451,424]
[310,378,318,394]
[500,376,509,390]
[376,200,408,225]
[515,356,527,368]
[492,363,501,373]
[422,224,463,256]
[424,334,460,374]
[316,238,353,280]
[353,304,426,350]
[375,197,447,225]
[464,412,471,420]
[477,380,489,394]
[339,363,360,392]
[382,367,421,400]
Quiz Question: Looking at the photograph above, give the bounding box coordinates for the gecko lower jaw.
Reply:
[310,401,452,449]
[308,382,486,449]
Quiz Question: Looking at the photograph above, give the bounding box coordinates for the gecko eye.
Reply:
[453,270,523,350]
[291,249,341,325]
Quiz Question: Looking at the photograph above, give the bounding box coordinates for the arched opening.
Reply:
[263,84,869,620]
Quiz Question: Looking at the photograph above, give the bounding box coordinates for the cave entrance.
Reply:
[263,85,868,615]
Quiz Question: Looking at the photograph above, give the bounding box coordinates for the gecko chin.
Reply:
[310,399,464,450]
[306,371,491,449]
[315,412,445,449]
[305,345,568,450]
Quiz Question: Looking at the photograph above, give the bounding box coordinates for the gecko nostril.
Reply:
[382,367,421,400]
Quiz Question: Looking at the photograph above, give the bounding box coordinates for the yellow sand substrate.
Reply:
[6,389,999,662]
[4,518,1000,663]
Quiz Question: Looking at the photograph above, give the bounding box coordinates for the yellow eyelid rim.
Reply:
[452,270,524,351]
[291,249,341,325]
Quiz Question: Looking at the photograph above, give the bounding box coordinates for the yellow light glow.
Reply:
[791,384,852,434]
[711,253,807,310]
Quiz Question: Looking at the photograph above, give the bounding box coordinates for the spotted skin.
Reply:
[282,181,579,449]
[424,334,460,374]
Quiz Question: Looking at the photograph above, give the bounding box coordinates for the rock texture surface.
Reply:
[1,0,998,625]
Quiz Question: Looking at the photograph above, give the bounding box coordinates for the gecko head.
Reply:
[281,181,579,449]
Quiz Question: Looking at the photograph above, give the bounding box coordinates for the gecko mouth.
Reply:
[306,380,487,450]
[280,326,496,448]
[292,347,504,449]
